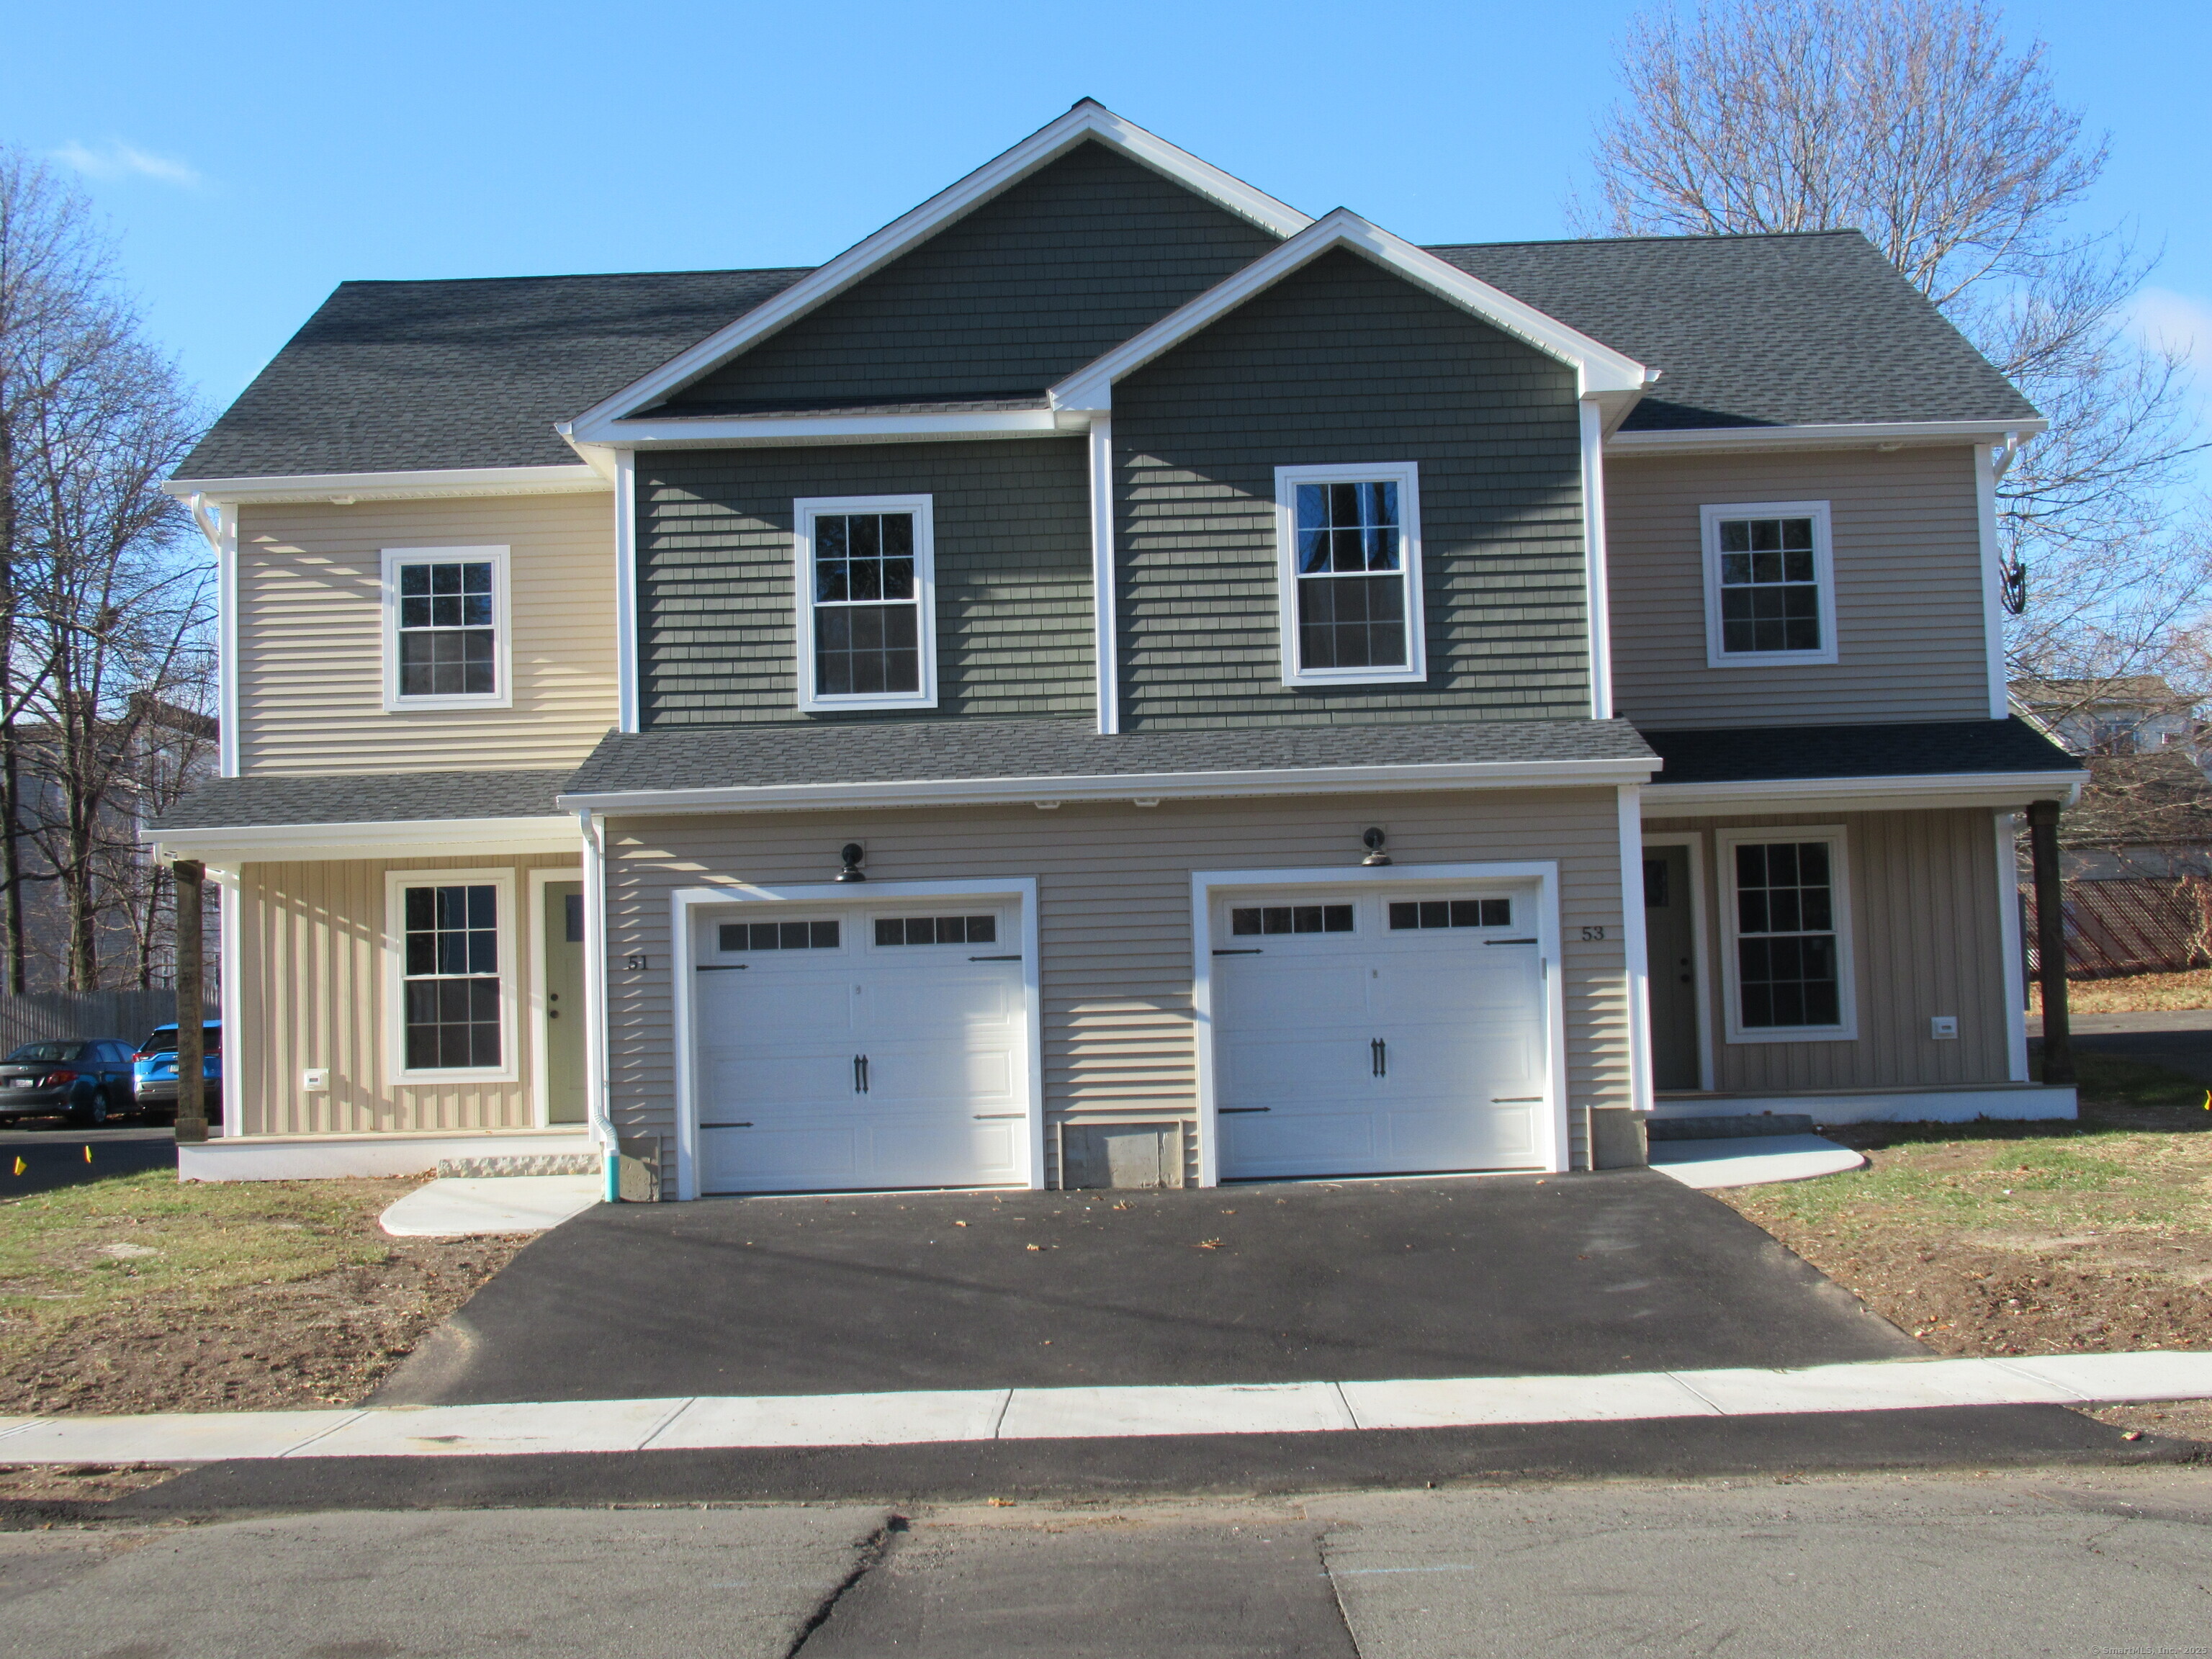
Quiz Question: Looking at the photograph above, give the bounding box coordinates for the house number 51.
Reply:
[626,954,649,971]
[1581,926,1606,941]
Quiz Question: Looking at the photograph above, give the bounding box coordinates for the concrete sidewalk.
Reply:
[1,1352,2204,1464]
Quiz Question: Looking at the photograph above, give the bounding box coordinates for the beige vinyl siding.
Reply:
[1647,806,2011,1090]
[232,853,580,1136]
[1606,446,1992,727]
[235,492,617,773]
[601,788,1633,1182]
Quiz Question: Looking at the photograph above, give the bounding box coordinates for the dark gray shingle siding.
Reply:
[639,440,1094,727]
[663,143,1283,412]
[1112,248,1590,732]
[150,770,572,831]
[564,716,1653,796]
[1432,232,2038,431]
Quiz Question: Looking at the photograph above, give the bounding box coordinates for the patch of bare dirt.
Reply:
[2088,1401,2212,1443]
[0,1236,523,1416]
[0,1463,185,1503]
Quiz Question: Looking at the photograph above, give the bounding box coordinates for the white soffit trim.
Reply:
[574,409,1076,450]
[1649,768,2084,813]
[1050,209,1650,412]
[161,464,609,505]
[559,755,1658,817]
[1606,419,2048,457]
[565,102,1312,441]
[141,816,580,860]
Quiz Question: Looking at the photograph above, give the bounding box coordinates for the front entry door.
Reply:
[1644,848,1701,1090]
[542,881,587,1124]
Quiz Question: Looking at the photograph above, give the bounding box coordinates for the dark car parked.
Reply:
[0,1039,139,1125]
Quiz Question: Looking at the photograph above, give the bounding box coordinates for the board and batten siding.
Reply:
[1606,446,1992,727]
[638,439,1094,726]
[601,788,1632,1184]
[670,140,1282,408]
[230,853,581,1137]
[1110,248,1591,731]
[1646,806,2011,1090]
[233,493,619,774]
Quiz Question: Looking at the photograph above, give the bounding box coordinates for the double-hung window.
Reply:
[1719,829,1856,1041]
[387,869,516,1080]
[1274,463,1426,685]
[793,495,937,711]
[1700,502,1836,667]
[382,547,511,710]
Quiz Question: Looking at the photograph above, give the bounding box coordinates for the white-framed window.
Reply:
[1273,462,1426,686]
[1699,501,1837,667]
[793,495,938,711]
[1716,827,1857,1043]
[381,547,513,711]
[385,868,518,1082]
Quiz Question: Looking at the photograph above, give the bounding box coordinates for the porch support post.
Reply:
[173,859,208,1143]
[2026,799,2072,1085]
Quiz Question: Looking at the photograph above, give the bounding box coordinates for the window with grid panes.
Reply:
[1732,841,1843,1028]
[1293,480,1408,670]
[1715,516,1821,655]
[396,561,496,696]
[400,884,501,1068]
[812,511,920,696]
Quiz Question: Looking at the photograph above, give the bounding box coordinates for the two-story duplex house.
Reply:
[146,103,2082,1197]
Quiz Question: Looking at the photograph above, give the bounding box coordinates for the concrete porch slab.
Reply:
[379,1175,603,1238]
[1650,1133,1867,1189]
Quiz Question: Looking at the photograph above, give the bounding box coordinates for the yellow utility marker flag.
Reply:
[11,1156,22,1176]
[2203,1089,2210,1111]
[84,1145,93,1163]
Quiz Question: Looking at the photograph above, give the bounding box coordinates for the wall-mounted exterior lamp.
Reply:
[1362,827,1391,866]
[835,842,866,882]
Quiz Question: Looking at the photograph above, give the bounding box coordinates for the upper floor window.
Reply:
[1700,502,1836,668]
[793,495,938,711]
[1274,463,1426,686]
[382,546,511,711]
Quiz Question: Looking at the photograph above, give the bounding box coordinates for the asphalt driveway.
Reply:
[375,1171,1919,1408]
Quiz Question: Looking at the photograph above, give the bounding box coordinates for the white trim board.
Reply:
[665,878,1046,1202]
[1650,1084,2076,1123]
[1645,768,2084,815]
[1050,208,1648,414]
[1995,809,2030,1084]
[177,1130,596,1182]
[163,465,608,505]
[577,409,1076,449]
[565,102,1310,441]
[1580,403,1614,720]
[1616,788,1653,1113]
[558,755,1658,817]
[143,817,580,863]
[1605,419,2046,457]
[1188,860,1570,1185]
[1088,418,1120,735]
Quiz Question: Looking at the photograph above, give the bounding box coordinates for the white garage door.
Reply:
[694,904,1028,1195]
[1212,886,1550,1179]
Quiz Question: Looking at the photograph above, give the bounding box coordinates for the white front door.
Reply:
[694,904,1028,1194]
[1212,886,1550,1179]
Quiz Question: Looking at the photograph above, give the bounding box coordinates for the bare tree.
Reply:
[1580,0,2210,716]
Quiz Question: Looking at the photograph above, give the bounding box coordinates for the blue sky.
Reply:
[4,0,2208,418]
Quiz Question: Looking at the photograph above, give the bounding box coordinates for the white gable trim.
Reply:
[161,464,609,506]
[565,102,1311,443]
[1048,209,1651,413]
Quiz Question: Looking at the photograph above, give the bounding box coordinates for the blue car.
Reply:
[133,1022,222,1126]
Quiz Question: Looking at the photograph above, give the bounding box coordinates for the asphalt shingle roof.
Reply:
[1641,719,2080,785]
[150,770,572,831]
[561,717,1655,799]
[178,228,2033,480]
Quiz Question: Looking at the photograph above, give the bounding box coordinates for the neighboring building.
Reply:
[2010,676,2203,757]
[145,104,2082,1192]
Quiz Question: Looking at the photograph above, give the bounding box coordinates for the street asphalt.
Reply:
[0,1123,173,1195]
[9,1467,2211,1656]
[372,1171,1921,1408]
[2031,1005,2212,1085]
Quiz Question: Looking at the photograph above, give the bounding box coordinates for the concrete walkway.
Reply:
[1649,1133,1866,1189]
[379,1174,601,1237]
[0,1352,2202,1464]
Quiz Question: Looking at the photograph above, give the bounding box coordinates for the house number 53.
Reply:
[1581,926,1606,941]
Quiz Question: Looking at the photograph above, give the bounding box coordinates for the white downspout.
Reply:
[578,809,619,1201]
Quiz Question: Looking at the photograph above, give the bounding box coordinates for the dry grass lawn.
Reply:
[2031,968,2212,1013]
[0,1170,523,1416]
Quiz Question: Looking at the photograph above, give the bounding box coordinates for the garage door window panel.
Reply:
[1719,830,1856,1042]
[1274,463,1426,686]
[795,495,937,711]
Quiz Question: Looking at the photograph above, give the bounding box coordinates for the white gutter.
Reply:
[142,815,578,858]
[1606,418,2049,457]
[161,464,608,505]
[582,410,1072,450]
[559,755,1659,818]
[1650,768,2084,812]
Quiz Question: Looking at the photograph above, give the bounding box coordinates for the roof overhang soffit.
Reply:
[1046,209,1654,421]
[560,102,1313,447]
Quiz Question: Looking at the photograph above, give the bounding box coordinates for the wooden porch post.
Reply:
[173,859,207,1143]
[2026,800,2073,1086]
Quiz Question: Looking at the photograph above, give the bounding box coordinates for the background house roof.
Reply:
[560,716,1655,800]
[176,230,2036,480]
